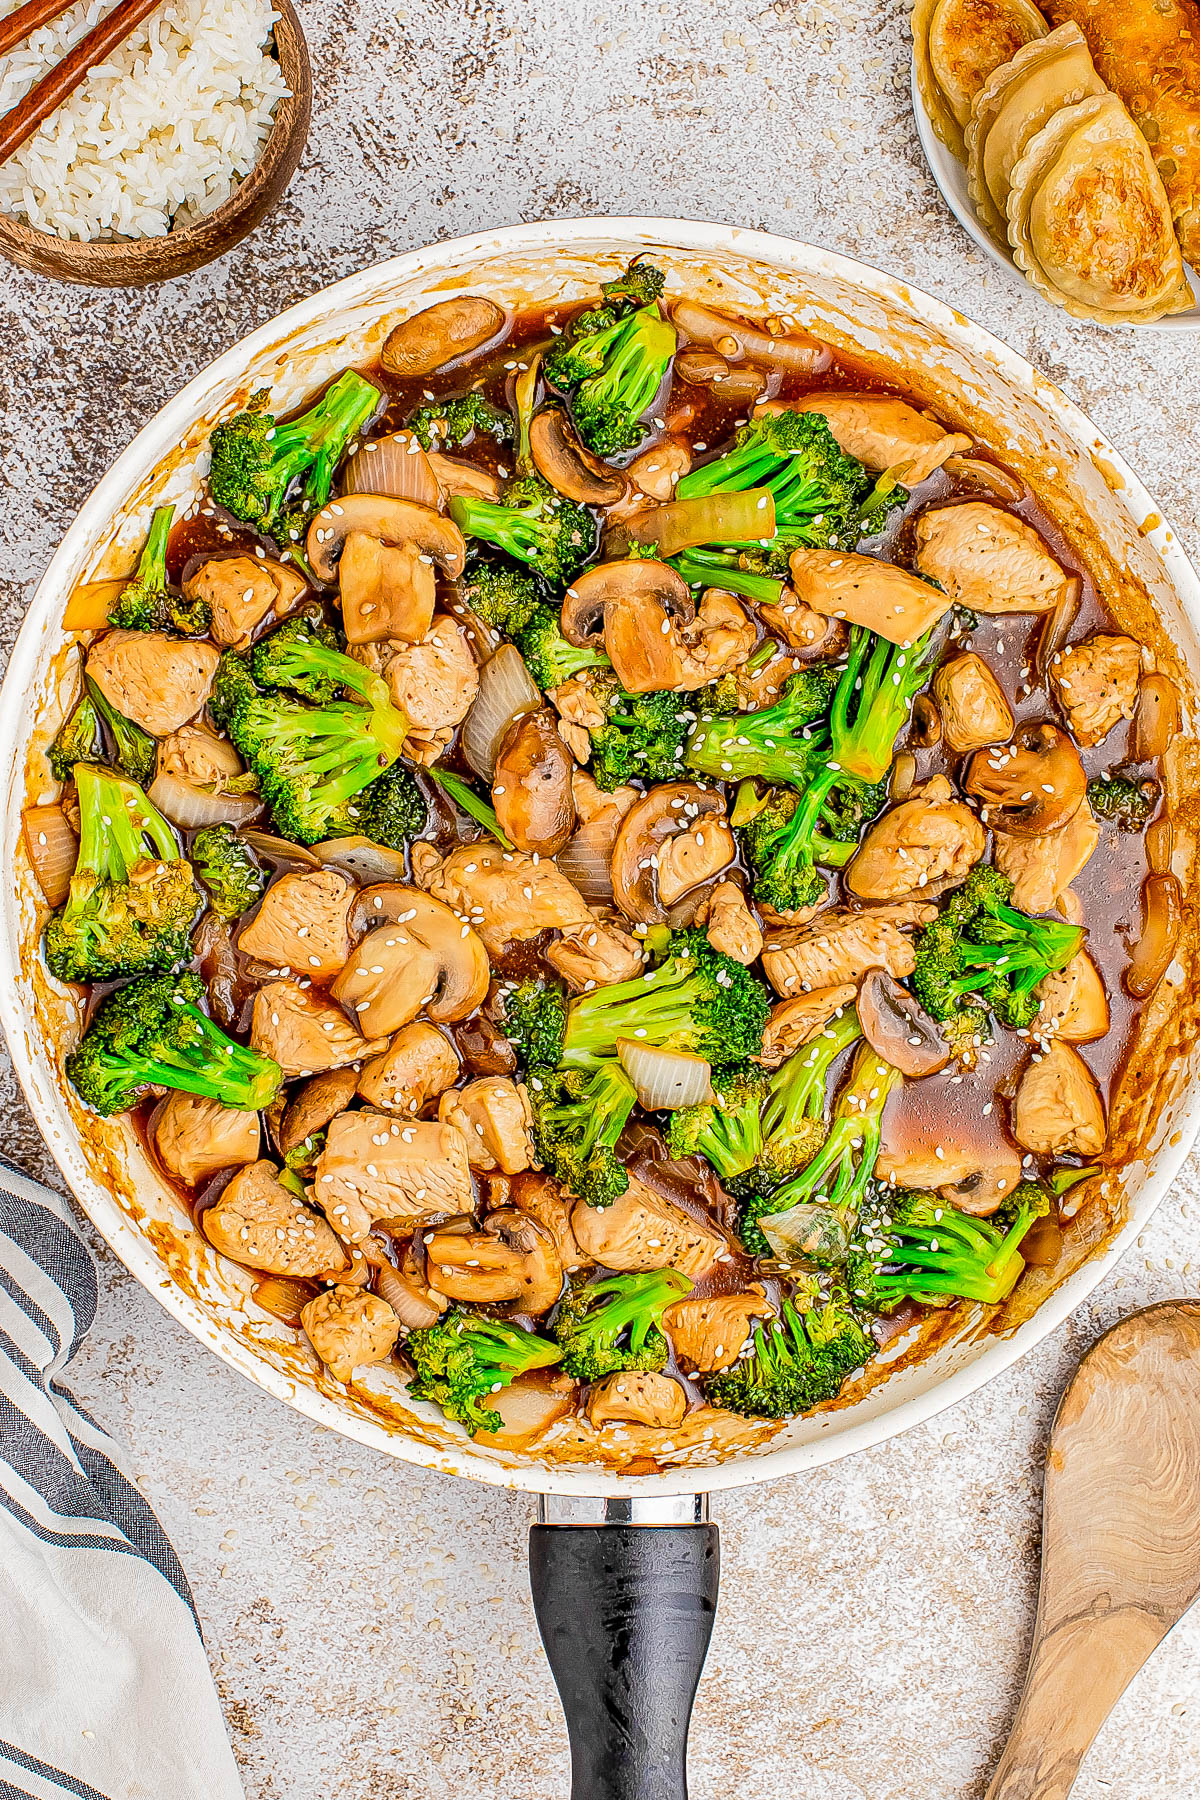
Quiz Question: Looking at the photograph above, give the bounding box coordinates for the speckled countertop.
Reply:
[3,0,1200,1794]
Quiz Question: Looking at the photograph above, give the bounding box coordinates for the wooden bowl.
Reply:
[0,0,311,287]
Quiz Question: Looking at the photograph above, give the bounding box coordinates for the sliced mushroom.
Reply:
[381,296,506,377]
[427,453,503,502]
[789,548,952,645]
[964,722,1086,837]
[857,969,950,1076]
[530,410,626,506]
[610,784,732,925]
[306,496,466,585]
[561,558,694,652]
[331,890,490,1035]
[277,1065,360,1156]
[337,534,437,645]
[492,710,576,855]
[424,1208,563,1314]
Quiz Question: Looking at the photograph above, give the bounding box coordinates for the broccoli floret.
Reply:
[84,677,156,787]
[283,1130,325,1178]
[587,675,691,791]
[553,1270,692,1382]
[912,865,1084,1033]
[676,410,874,570]
[665,1066,769,1179]
[405,1309,562,1437]
[449,475,596,587]
[749,1044,902,1267]
[737,785,859,915]
[48,690,102,783]
[106,506,209,636]
[65,970,282,1117]
[705,1292,873,1419]
[561,928,769,1069]
[215,631,410,844]
[545,303,677,458]
[847,1185,1045,1311]
[502,977,569,1071]
[598,257,667,313]
[249,607,341,702]
[511,605,611,691]
[208,651,261,733]
[208,372,382,538]
[406,393,514,450]
[458,561,544,636]
[323,760,427,849]
[190,824,266,921]
[44,765,199,984]
[1087,771,1160,830]
[526,1056,638,1207]
[683,666,836,788]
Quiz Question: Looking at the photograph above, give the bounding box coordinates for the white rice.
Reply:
[0,0,290,241]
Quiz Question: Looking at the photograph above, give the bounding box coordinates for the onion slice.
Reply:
[471,1379,573,1448]
[375,1264,443,1330]
[148,772,261,831]
[341,431,441,508]
[1125,874,1182,999]
[461,644,541,779]
[309,836,408,883]
[556,817,618,905]
[241,828,322,869]
[672,298,830,373]
[253,1276,318,1326]
[617,1039,712,1111]
[63,579,124,632]
[1034,574,1081,679]
[23,804,78,906]
[609,490,776,558]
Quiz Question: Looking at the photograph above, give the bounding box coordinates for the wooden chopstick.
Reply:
[0,0,81,61]
[0,0,163,167]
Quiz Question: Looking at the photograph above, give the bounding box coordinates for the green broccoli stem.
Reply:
[74,764,178,880]
[671,551,788,606]
[763,1006,862,1143]
[562,964,701,1066]
[89,1006,279,1113]
[874,1201,1036,1305]
[761,1047,902,1246]
[830,625,935,786]
[134,504,173,590]
[269,371,381,511]
[427,767,514,850]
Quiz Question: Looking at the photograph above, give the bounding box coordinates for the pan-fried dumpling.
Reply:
[793,394,971,488]
[966,25,1106,241]
[914,0,1047,157]
[1007,93,1193,323]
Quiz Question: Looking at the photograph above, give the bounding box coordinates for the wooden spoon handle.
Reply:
[0,0,163,166]
[986,1605,1166,1800]
[0,0,80,59]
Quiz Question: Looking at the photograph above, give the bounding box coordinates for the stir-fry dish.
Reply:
[29,260,1178,1454]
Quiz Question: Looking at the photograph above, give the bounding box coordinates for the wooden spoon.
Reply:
[987,1300,1200,1800]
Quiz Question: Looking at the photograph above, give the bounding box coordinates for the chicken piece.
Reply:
[571,1177,727,1278]
[759,593,846,656]
[847,775,986,901]
[314,1111,474,1241]
[509,1172,590,1273]
[914,503,1070,614]
[357,1021,461,1116]
[380,615,478,731]
[438,1077,535,1174]
[201,1159,348,1276]
[664,1289,769,1372]
[587,1370,688,1429]
[624,437,691,501]
[546,915,645,991]
[1049,634,1142,747]
[550,674,606,754]
[237,870,355,979]
[932,652,1015,754]
[1014,1041,1106,1156]
[1034,950,1110,1044]
[762,904,937,997]
[993,800,1100,914]
[301,1284,400,1384]
[789,548,951,645]
[675,590,756,689]
[183,553,307,649]
[86,630,221,738]
[734,647,803,711]
[412,839,595,956]
[700,881,763,965]
[571,768,639,827]
[756,984,858,1069]
[404,725,455,767]
[151,1092,260,1187]
[250,980,388,1080]
[876,1135,1023,1216]
[791,392,971,486]
[156,724,245,790]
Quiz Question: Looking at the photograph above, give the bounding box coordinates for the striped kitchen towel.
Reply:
[0,1159,245,1800]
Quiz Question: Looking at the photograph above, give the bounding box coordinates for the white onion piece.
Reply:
[23,804,78,906]
[556,820,616,905]
[309,835,408,883]
[241,828,322,869]
[461,644,541,779]
[63,580,124,632]
[148,773,261,831]
[375,1264,443,1329]
[341,432,441,508]
[617,1039,712,1111]
[672,298,830,373]
[472,1380,573,1448]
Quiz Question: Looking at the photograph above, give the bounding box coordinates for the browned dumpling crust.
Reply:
[913,0,1047,154]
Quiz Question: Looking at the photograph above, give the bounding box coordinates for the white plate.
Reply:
[910,60,1200,331]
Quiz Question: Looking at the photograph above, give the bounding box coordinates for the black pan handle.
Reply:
[530,1496,718,1800]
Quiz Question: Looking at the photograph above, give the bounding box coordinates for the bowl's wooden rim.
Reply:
[0,0,311,287]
